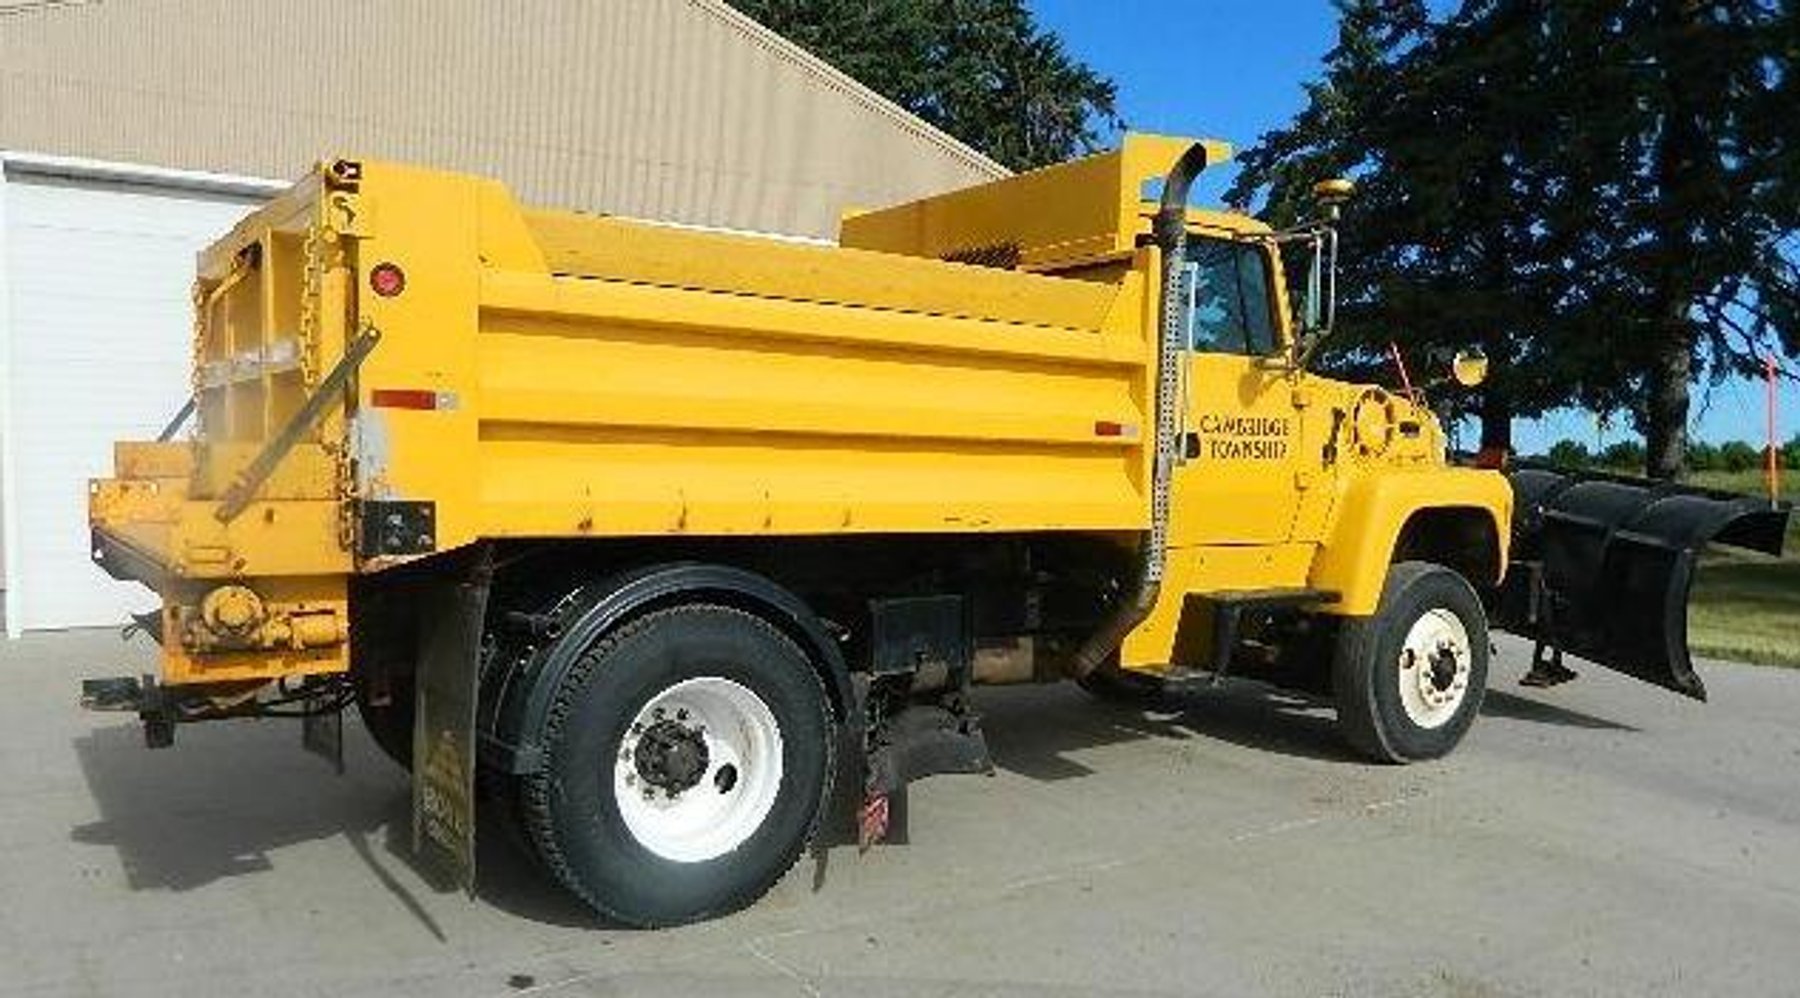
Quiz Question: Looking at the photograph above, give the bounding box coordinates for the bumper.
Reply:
[89,440,354,686]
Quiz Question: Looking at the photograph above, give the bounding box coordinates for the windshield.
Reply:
[1182,237,1277,356]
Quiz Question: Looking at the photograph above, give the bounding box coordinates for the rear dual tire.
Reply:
[520,603,835,927]
[1333,561,1489,763]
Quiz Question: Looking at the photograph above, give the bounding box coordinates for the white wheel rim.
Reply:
[1396,608,1472,730]
[612,676,784,864]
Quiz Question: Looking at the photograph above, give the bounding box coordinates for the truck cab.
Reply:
[841,134,1512,695]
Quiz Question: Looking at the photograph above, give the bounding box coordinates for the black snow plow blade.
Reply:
[1496,464,1791,700]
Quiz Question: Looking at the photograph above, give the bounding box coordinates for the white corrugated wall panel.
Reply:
[1,169,262,633]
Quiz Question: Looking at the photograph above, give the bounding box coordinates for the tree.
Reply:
[1546,438,1592,467]
[1554,1,1800,478]
[1601,439,1648,469]
[1231,0,1799,477]
[729,0,1120,170]
[1717,439,1762,472]
[1228,0,1569,453]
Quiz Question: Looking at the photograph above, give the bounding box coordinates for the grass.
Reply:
[1683,467,1799,506]
[1690,555,1800,667]
[1680,469,1799,667]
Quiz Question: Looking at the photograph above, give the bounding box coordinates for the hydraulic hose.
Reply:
[1071,142,1211,677]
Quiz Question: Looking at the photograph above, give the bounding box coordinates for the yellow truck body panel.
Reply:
[88,134,1511,690]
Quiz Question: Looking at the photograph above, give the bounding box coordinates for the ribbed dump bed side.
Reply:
[395,183,1161,547]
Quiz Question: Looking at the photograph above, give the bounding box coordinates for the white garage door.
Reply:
[1,159,277,634]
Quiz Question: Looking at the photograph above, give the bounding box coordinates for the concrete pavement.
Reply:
[3,627,1798,997]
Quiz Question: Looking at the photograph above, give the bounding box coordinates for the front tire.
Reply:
[1332,561,1489,763]
[522,603,834,927]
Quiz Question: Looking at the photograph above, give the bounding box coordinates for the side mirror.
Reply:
[1274,179,1355,371]
[1452,348,1489,387]
[1302,234,1324,332]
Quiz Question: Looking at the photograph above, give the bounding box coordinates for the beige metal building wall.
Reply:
[0,0,1005,237]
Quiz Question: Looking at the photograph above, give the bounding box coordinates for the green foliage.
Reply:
[728,0,1120,170]
[1545,438,1591,468]
[1540,434,1785,477]
[1230,0,1799,476]
[1600,440,1647,469]
[1718,439,1763,473]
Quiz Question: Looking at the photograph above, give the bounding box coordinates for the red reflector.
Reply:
[1094,420,1138,438]
[371,388,438,410]
[369,262,406,297]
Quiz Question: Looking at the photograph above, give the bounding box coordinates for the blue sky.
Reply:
[1028,0,1794,452]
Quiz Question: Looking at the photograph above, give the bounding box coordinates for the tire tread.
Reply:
[520,602,833,927]
[1332,561,1486,764]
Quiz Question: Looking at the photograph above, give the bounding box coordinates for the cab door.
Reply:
[1166,235,1312,547]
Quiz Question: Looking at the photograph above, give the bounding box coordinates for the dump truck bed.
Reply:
[465,214,1154,541]
[394,164,1154,546]
[89,155,1164,689]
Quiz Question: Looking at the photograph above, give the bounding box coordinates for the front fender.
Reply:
[1310,468,1513,615]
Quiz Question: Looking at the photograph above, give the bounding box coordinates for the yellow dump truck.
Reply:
[83,134,1789,926]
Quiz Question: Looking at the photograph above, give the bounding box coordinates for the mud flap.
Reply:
[1498,466,1791,700]
[411,545,493,893]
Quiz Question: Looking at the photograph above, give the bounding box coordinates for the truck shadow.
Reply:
[1479,689,1639,731]
[975,680,1360,780]
[68,720,397,891]
[67,717,625,932]
[974,678,1640,782]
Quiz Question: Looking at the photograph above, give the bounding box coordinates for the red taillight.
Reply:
[371,388,439,410]
[369,262,406,297]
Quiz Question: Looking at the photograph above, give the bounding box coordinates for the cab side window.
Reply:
[1183,237,1276,356]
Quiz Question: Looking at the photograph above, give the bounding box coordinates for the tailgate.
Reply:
[88,162,365,685]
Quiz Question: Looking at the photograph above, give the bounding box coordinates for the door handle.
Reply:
[1182,432,1202,460]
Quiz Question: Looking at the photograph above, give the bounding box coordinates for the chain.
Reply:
[186,281,207,435]
[292,211,361,551]
[335,434,357,552]
[298,222,326,390]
